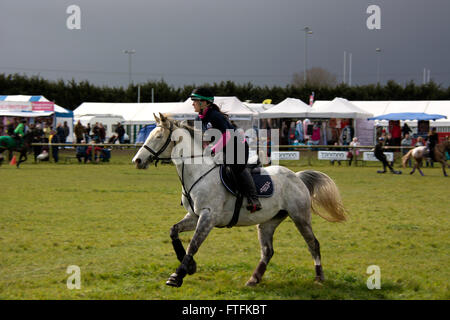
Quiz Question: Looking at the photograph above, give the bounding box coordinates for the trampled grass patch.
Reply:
[0,151,448,299]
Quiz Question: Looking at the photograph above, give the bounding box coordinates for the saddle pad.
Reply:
[219,165,274,198]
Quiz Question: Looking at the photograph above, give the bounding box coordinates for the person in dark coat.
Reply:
[427,127,438,162]
[374,137,401,174]
[191,87,262,212]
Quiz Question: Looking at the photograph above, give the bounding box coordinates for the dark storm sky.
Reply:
[1,0,449,88]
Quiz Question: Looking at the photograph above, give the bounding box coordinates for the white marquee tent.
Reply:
[313,100,450,127]
[74,97,256,142]
[259,98,311,119]
[309,98,373,119]
[0,95,74,142]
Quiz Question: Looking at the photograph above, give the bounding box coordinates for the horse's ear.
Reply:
[159,112,167,122]
[153,113,160,124]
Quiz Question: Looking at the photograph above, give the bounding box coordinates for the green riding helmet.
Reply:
[190,87,214,102]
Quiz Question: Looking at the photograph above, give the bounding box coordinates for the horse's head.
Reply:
[132,113,178,169]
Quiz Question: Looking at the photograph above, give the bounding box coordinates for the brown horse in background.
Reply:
[402,138,450,176]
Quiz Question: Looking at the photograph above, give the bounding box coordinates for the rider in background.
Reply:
[374,136,401,174]
[191,87,262,213]
[13,119,26,145]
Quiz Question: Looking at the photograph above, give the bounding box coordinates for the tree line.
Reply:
[1,73,449,111]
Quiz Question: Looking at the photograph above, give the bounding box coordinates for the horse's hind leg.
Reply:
[246,210,288,287]
[169,213,198,275]
[291,212,324,283]
[440,160,448,176]
[418,159,425,176]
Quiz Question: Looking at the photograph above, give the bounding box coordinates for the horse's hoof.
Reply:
[245,277,259,287]
[314,275,325,284]
[166,273,183,287]
[186,259,197,275]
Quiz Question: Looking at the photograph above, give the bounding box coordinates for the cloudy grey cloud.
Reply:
[1,0,449,88]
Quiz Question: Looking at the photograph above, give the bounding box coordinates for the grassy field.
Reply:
[0,149,448,300]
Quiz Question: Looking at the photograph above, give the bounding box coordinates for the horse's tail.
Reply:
[296,170,347,222]
[402,149,414,168]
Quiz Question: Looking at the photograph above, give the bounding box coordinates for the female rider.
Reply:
[190,87,262,212]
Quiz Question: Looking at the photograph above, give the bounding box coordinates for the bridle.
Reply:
[142,123,175,166]
[140,121,218,215]
[141,122,208,166]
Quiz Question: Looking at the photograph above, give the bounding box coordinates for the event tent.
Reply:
[368,112,447,121]
[258,98,311,119]
[309,98,373,119]
[0,95,74,142]
[74,97,255,142]
[313,100,450,127]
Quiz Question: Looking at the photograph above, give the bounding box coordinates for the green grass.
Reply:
[0,150,449,299]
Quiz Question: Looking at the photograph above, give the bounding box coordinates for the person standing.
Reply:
[56,123,65,144]
[348,137,360,166]
[74,120,85,143]
[98,123,106,143]
[49,129,60,163]
[401,133,412,167]
[115,122,126,144]
[427,127,438,162]
[63,121,70,143]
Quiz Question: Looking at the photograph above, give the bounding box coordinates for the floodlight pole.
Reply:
[123,49,136,86]
[303,27,313,84]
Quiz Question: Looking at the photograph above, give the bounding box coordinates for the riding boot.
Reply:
[239,168,262,213]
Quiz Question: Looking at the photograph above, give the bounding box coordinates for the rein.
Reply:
[141,121,218,215]
[178,161,218,216]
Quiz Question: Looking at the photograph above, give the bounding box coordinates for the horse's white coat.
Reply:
[133,114,345,286]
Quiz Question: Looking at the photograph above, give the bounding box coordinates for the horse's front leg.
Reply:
[170,213,198,274]
[17,152,26,168]
[166,209,215,287]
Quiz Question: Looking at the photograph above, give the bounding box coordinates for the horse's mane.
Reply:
[166,117,198,139]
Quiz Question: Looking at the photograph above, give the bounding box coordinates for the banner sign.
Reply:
[32,101,54,112]
[0,101,32,112]
[318,151,348,160]
[271,151,300,160]
[363,152,394,162]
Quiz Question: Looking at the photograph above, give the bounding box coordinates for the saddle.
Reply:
[217,164,273,228]
[219,165,274,198]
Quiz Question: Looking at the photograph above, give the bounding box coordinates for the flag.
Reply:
[309,92,315,106]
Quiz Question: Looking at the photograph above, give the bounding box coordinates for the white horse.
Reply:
[132,114,347,287]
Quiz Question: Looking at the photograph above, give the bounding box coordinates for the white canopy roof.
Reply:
[180,96,255,120]
[74,96,255,124]
[243,102,275,116]
[259,98,311,119]
[309,97,373,119]
[0,95,71,115]
[313,99,450,126]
